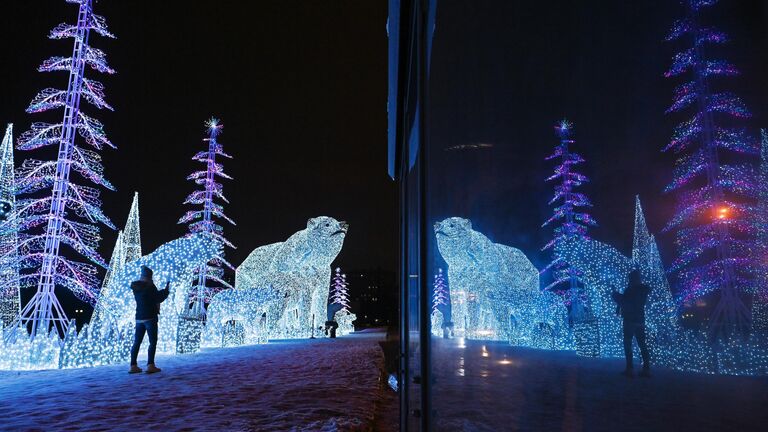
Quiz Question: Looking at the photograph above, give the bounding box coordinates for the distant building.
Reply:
[345,268,397,328]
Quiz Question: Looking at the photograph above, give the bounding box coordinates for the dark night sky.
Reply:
[0,0,394,290]
[1,1,767,310]
[426,1,768,281]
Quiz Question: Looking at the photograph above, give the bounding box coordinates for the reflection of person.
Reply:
[612,270,651,377]
[128,266,169,374]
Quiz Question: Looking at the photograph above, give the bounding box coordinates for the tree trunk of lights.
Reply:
[191,126,221,319]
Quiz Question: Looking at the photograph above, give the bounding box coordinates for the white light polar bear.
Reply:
[435,217,569,348]
[207,216,348,342]
[92,234,222,353]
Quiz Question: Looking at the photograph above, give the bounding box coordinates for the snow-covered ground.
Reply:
[430,337,768,431]
[0,330,388,432]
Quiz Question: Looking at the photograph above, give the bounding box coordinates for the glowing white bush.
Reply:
[334,309,356,337]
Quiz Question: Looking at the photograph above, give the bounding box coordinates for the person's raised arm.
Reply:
[156,282,170,303]
[611,292,623,317]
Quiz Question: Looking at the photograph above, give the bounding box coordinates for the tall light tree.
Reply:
[754,129,768,331]
[663,0,757,336]
[92,193,142,326]
[178,119,235,318]
[0,124,20,326]
[432,268,448,314]
[541,120,597,323]
[123,192,141,263]
[330,268,350,313]
[10,0,116,338]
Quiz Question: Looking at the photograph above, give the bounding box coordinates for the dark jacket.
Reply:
[612,282,650,324]
[131,280,169,320]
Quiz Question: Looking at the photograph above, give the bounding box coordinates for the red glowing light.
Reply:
[716,206,730,220]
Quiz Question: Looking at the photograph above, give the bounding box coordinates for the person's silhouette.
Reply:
[612,269,651,377]
[128,265,169,374]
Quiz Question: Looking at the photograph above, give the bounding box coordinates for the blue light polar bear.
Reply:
[205,216,348,343]
[435,217,570,348]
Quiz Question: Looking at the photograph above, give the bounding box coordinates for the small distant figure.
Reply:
[129,265,169,374]
[612,269,651,377]
[325,320,339,338]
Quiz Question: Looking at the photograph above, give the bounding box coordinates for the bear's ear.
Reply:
[307,218,315,228]
[463,218,472,230]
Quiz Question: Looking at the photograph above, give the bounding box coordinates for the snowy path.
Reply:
[0,331,387,432]
[431,337,768,431]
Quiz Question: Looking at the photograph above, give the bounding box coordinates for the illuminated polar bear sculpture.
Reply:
[435,217,569,348]
[223,216,348,340]
[92,234,222,352]
[201,287,280,346]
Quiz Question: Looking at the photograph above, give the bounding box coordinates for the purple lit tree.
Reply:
[5,0,116,338]
[178,118,235,318]
[330,268,350,313]
[663,0,757,336]
[432,268,448,314]
[541,120,597,323]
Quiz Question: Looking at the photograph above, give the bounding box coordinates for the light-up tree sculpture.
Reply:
[541,120,597,323]
[178,118,235,318]
[0,124,21,326]
[432,268,448,314]
[123,192,141,263]
[663,0,757,336]
[11,0,116,338]
[92,193,141,326]
[330,268,350,313]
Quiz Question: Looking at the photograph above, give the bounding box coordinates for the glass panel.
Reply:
[401,0,768,430]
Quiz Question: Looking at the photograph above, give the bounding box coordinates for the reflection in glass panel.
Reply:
[392,0,768,430]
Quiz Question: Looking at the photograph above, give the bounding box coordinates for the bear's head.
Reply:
[304,216,349,267]
[434,217,476,266]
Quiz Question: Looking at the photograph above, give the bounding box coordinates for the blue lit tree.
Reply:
[663,0,757,336]
[0,124,21,326]
[178,118,235,318]
[542,120,597,323]
[8,0,116,338]
[754,129,768,331]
